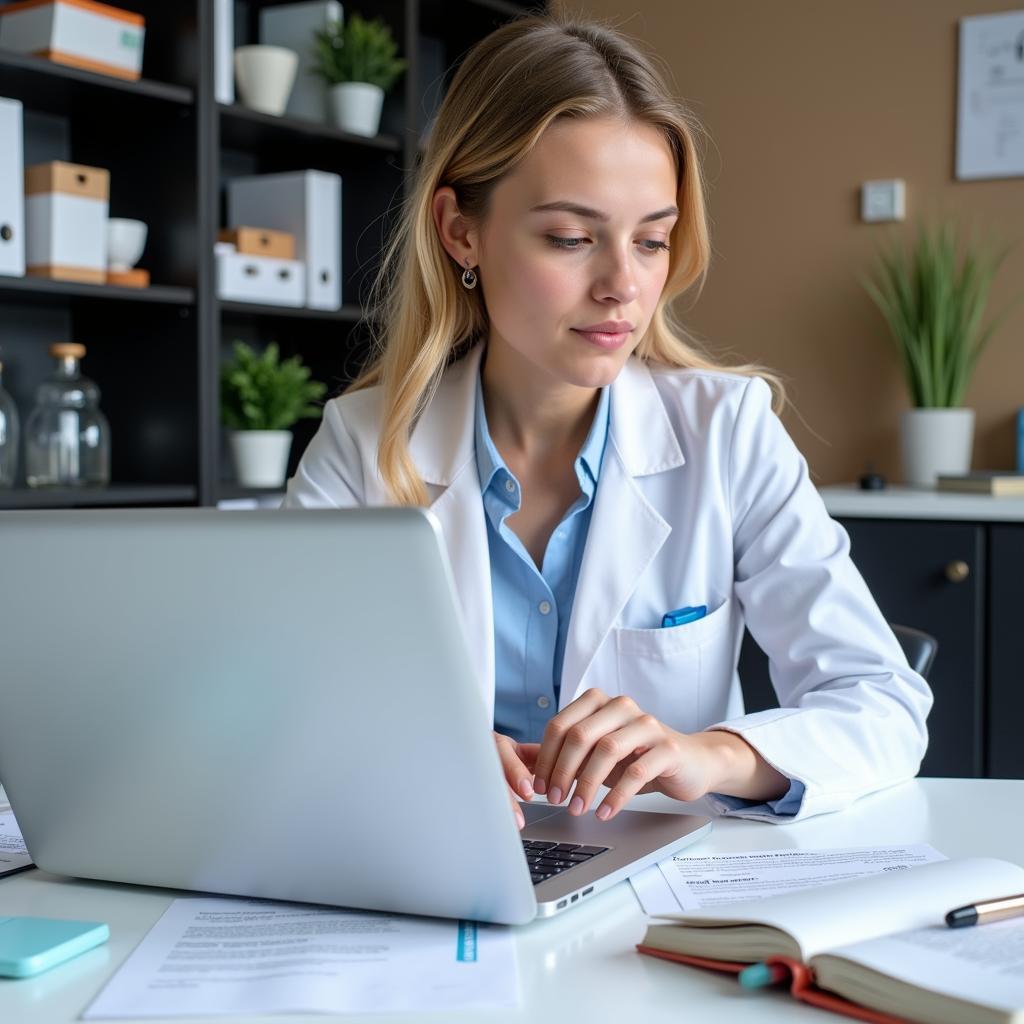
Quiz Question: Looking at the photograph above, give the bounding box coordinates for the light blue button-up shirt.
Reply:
[474,363,803,817]
[474,369,610,746]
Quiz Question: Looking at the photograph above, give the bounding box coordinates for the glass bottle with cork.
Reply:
[25,343,110,488]
[0,348,19,488]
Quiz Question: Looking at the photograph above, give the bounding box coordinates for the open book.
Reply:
[638,857,1024,1024]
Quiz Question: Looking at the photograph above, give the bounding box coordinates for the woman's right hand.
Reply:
[493,732,540,830]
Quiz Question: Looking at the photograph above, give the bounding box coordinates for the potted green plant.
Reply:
[311,12,407,137]
[221,341,326,488]
[862,220,1017,487]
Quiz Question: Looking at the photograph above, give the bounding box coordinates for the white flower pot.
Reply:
[229,430,292,488]
[234,45,299,117]
[900,408,975,488]
[328,82,384,136]
[106,218,147,271]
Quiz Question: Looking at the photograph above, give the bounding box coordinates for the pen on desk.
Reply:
[945,892,1024,928]
[738,962,789,988]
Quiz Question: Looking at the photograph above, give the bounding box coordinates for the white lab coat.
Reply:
[283,342,932,822]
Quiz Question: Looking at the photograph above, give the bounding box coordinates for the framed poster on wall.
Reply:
[956,9,1024,180]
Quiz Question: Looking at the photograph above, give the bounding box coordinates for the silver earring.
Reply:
[461,261,477,290]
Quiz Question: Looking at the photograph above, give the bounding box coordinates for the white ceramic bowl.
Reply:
[106,218,148,271]
[234,44,299,117]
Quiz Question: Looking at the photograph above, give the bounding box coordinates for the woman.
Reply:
[283,13,932,827]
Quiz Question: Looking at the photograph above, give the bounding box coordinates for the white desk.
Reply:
[2,778,1021,1023]
[819,484,1024,522]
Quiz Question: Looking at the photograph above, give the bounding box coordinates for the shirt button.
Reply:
[504,479,515,493]
[537,696,551,709]
[538,600,552,615]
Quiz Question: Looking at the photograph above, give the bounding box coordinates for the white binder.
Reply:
[0,97,25,278]
[259,1,343,122]
[214,0,234,105]
[227,170,342,310]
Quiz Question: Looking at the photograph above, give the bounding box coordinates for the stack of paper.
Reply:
[85,897,520,1019]
[630,844,946,915]
[0,808,32,878]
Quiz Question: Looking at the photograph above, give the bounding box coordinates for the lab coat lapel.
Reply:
[409,345,496,723]
[558,359,685,707]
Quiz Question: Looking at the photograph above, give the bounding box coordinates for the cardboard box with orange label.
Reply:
[0,0,145,82]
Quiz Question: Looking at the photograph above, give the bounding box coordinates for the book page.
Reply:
[657,858,1024,961]
[815,918,1024,1021]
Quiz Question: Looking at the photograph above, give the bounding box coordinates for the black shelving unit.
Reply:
[0,49,194,110]
[219,102,401,153]
[0,485,198,510]
[219,300,363,322]
[0,0,540,510]
[0,275,195,306]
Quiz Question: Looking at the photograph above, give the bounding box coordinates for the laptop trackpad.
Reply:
[521,802,565,826]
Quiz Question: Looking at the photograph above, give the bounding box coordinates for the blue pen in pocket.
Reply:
[661,605,707,628]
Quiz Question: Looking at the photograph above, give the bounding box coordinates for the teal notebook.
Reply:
[0,916,109,978]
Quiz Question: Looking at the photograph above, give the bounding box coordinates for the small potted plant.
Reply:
[221,341,326,488]
[862,220,1017,487]
[312,12,407,137]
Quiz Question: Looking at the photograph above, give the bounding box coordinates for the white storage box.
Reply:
[227,170,341,310]
[0,0,145,82]
[217,251,306,307]
[24,161,109,284]
[0,98,26,278]
[259,1,342,121]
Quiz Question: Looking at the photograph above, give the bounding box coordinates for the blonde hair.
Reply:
[348,10,784,507]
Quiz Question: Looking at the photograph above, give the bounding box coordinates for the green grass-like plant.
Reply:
[221,341,327,431]
[312,13,407,91]
[862,220,1018,408]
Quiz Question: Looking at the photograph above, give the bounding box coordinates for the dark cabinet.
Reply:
[989,525,1024,778]
[739,517,990,779]
[843,519,984,778]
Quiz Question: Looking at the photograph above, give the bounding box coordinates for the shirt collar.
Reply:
[473,374,508,499]
[473,363,610,502]
[409,340,685,488]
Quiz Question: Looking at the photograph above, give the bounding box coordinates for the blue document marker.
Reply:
[0,916,109,978]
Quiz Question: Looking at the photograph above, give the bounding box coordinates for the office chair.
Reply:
[888,623,938,680]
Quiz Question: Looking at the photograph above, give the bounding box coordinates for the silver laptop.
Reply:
[0,507,710,925]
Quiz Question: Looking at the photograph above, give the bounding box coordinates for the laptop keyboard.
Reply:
[522,840,609,885]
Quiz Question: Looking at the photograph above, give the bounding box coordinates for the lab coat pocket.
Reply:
[614,598,734,735]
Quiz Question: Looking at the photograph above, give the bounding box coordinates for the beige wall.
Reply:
[556,0,1024,484]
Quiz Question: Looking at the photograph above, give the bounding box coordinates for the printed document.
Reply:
[0,808,33,878]
[631,844,945,916]
[84,897,519,1019]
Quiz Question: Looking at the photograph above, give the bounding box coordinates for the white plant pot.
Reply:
[234,45,299,117]
[900,408,975,488]
[328,82,384,136]
[229,430,292,488]
[106,218,147,271]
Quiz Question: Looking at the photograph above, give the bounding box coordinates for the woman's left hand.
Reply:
[529,688,781,820]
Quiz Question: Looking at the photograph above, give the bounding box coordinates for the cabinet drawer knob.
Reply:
[945,560,970,583]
